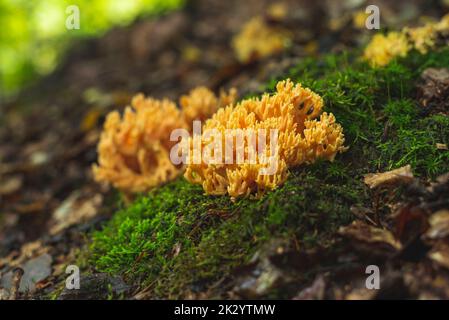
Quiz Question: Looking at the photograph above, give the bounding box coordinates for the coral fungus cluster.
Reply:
[180,87,237,128]
[232,16,292,63]
[183,79,347,199]
[93,87,236,194]
[363,32,410,67]
[364,14,449,67]
[93,79,346,199]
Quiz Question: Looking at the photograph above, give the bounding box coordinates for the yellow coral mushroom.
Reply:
[436,13,449,31]
[363,32,410,67]
[92,95,185,194]
[267,3,288,21]
[352,11,370,30]
[183,79,347,199]
[404,24,437,54]
[232,16,292,63]
[364,14,449,67]
[180,86,237,127]
[93,87,237,194]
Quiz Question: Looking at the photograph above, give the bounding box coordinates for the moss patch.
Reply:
[88,48,449,298]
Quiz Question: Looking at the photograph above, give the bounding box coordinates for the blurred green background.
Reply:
[0,0,184,97]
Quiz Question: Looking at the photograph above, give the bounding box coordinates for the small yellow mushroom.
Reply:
[363,32,410,67]
[232,16,292,63]
[404,23,437,54]
[364,14,449,67]
[180,87,237,127]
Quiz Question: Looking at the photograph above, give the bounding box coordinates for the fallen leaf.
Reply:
[364,165,414,189]
[424,210,449,240]
[394,204,428,243]
[0,240,49,270]
[30,151,49,166]
[436,143,448,150]
[171,242,182,258]
[50,192,102,235]
[0,175,23,195]
[339,220,402,251]
[417,68,449,113]
[428,242,449,270]
[13,198,48,215]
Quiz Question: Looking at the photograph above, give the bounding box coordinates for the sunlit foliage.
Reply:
[0,0,184,95]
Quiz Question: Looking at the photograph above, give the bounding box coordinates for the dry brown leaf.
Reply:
[364,165,414,189]
[0,240,49,270]
[417,68,449,112]
[394,204,428,243]
[436,143,448,150]
[428,242,449,269]
[0,175,23,195]
[425,210,449,240]
[171,242,182,258]
[339,220,402,250]
[49,192,103,235]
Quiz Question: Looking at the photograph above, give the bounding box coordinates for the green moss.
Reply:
[274,49,449,176]
[88,48,449,298]
[91,165,361,298]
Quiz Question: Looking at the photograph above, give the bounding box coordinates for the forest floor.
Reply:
[1,0,449,300]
